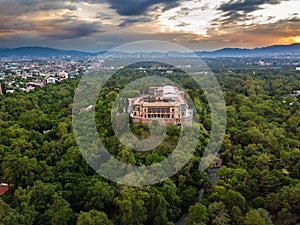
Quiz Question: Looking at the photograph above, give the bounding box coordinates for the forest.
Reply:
[0,63,299,225]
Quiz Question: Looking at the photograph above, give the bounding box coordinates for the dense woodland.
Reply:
[0,63,299,225]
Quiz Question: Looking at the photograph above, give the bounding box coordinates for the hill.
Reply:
[0,47,103,57]
[196,43,300,57]
[0,43,300,57]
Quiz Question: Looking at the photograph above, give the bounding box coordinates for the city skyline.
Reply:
[0,0,299,52]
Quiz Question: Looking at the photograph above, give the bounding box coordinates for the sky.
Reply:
[0,0,299,51]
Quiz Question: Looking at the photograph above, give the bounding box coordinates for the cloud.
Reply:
[192,16,300,49]
[39,3,77,11]
[176,22,190,27]
[0,0,77,16]
[0,0,106,41]
[95,13,113,20]
[215,0,290,26]
[0,0,299,51]
[218,0,285,13]
[43,22,101,39]
[119,17,152,27]
[96,0,181,16]
[243,17,300,37]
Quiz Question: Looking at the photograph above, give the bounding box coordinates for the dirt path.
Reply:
[200,123,208,135]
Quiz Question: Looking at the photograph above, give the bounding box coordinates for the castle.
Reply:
[129,86,193,126]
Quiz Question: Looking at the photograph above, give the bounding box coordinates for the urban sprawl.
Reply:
[1,55,300,95]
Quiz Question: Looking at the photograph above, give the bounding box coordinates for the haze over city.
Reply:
[0,0,300,51]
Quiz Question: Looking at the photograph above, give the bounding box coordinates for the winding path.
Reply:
[175,122,218,225]
[199,123,209,135]
[175,168,219,225]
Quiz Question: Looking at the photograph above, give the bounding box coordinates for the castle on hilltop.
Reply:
[129,86,193,126]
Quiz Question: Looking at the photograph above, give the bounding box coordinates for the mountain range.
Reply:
[0,43,299,57]
[0,47,104,57]
[195,43,300,57]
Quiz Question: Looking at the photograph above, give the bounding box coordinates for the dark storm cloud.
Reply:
[0,9,101,40]
[44,22,101,39]
[0,18,101,40]
[218,0,284,13]
[216,0,289,25]
[95,13,113,20]
[39,3,77,11]
[0,0,77,17]
[91,0,181,16]
[216,10,256,27]
[119,17,152,27]
[0,0,103,40]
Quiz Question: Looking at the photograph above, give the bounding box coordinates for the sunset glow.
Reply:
[293,36,300,43]
[0,0,299,51]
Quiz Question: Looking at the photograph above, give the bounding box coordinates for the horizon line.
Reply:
[1,42,300,54]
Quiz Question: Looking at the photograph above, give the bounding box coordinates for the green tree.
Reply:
[114,186,149,225]
[84,179,115,211]
[279,183,300,213]
[256,208,273,225]
[77,210,113,225]
[0,198,23,225]
[181,186,198,209]
[46,193,73,225]
[252,196,267,209]
[30,180,60,212]
[230,206,243,225]
[266,193,281,215]
[14,187,37,225]
[208,201,230,225]
[2,154,39,188]
[186,202,209,225]
[160,179,181,220]
[222,190,246,211]
[147,188,169,225]
[243,209,273,225]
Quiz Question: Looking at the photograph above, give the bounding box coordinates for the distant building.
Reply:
[46,77,58,84]
[0,183,9,196]
[26,82,36,92]
[0,83,6,95]
[129,86,192,126]
[59,72,69,79]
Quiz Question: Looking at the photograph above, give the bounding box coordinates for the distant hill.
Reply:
[196,43,300,57]
[0,47,105,57]
[0,43,300,57]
